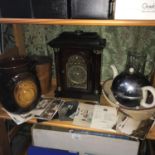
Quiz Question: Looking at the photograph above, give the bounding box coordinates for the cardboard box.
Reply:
[114,0,155,19]
[32,124,139,155]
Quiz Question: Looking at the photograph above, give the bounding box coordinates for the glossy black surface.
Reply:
[0,0,32,18]
[48,31,106,49]
[71,0,110,19]
[31,0,68,19]
[111,71,151,107]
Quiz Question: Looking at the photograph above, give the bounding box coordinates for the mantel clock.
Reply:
[49,31,106,101]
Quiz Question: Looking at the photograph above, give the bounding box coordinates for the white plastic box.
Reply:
[114,0,155,19]
[32,124,140,155]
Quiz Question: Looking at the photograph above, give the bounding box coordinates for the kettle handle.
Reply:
[140,86,155,108]
[110,64,118,79]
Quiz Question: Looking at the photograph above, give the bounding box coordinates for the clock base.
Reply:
[55,90,101,101]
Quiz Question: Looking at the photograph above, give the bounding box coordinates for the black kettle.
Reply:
[111,65,155,108]
[0,56,41,114]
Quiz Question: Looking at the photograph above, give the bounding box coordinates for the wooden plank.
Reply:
[0,18,155,26]
[0,107,121,136]
[1,104,155,139]
[146,125,155,140]
[12,24,26,56]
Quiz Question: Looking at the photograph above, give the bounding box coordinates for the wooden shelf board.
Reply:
[0,18,155,26]
[0,107,125,137]
[1,104,155,139]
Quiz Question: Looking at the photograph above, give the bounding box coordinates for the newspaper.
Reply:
[73,103,94,128]
[73,103,117,132]
[91,105,117,131]
[116,114,154,140]
[73,103,154,139]
[3,100,154,139]
[3,98,64,125]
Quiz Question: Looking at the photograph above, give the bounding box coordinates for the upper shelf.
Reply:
[1,18,155,26]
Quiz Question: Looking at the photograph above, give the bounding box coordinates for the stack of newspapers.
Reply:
[3,98,64,125]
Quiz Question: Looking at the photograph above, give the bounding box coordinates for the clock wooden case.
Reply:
[49,31,106,101]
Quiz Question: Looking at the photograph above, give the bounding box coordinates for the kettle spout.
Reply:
[110,64,118,79]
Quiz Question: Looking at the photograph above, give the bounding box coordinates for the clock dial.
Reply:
[67,65,87,85]
[66,54,87,89]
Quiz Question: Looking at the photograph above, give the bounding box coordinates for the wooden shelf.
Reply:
[1,106,155,140]
[0,18,155,145]
[0,107,134,138]
[0,106,119,135]
[0,18,155,26]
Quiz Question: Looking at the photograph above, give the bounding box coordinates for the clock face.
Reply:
[66,54,87,89]
[67,65,87,85]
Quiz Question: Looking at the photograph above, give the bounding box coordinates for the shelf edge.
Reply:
[0,18,155,26]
